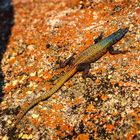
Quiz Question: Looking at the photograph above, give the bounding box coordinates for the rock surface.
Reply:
[0,0,140,140]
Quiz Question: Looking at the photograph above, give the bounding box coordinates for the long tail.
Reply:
[12,67,77,128]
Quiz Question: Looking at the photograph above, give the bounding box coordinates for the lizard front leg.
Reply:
[94,32,103,44]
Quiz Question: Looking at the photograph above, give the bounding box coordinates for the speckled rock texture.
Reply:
[0,0,140,140]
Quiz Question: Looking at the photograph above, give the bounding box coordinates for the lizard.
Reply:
[11,27,129,130]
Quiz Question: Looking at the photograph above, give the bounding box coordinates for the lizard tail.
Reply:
[12,67,77,129]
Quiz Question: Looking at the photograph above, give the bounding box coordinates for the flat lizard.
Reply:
[12,27,129,129]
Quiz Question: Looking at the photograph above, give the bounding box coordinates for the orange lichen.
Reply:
[100,94,109,101]
[30,118,40,128]
[9,57,16,65]
[45,83,52,91]
[48,56,57,63]
[52,103,63,111]
[130,111,138,117]
[135,7,140,14]
[22,102,30,108]
[101,67,106,74]
[72,97,82,105]
[95,78,101,84]
[28,76,42,82]
[76,133,89,140]
[104,124,115,133]
[112,111,119,116]
[65,80,73,88]
[55,130,65,138]
[4,84,15,93]
[43,71,53,79]
[86,104,96,113]
[118,81,124,87]
[126,125,138,140]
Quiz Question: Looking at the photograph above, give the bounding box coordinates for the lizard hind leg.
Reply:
[108,46,129,55]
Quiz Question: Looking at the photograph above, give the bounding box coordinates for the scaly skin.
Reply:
[12,28,128,129]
